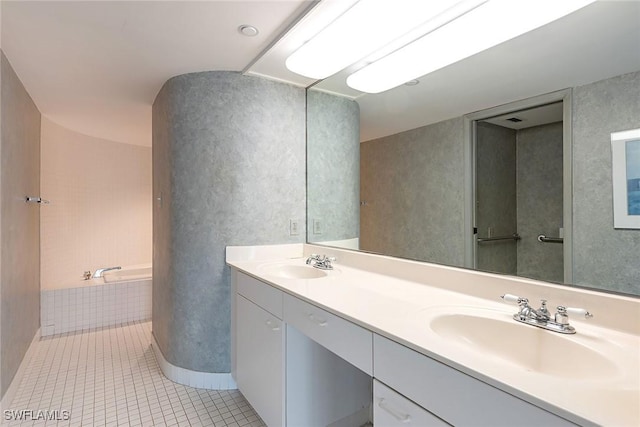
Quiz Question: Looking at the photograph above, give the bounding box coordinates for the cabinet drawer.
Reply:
[284,294,372,375]
[237,272,283,318]
[374,334,575,427]
[374,380,450,427]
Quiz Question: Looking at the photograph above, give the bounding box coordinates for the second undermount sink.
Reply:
[428,309,619,379]
[258,262,329,279]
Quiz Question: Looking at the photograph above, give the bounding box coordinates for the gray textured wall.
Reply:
[1,52,41,397]
[573,71,640,294]
[476,122,517,275]
[153,71,306,373]
[306,89,360,244]
[360,117,465,267]
[517,122,564,283]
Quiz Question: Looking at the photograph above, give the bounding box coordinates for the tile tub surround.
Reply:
[40,279,152,336]
[227,243,640,426]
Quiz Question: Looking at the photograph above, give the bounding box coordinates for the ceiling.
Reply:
[1,0,313,146]
[2,1,640,146]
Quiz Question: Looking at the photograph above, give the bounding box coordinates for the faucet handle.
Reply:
[501,294,530,306]
[555,305,592,324]
[564,306,593,319]
[538,299,549,315]
[501,293,521,303]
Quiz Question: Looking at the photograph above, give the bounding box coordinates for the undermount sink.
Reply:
[428,310,619,379]
[258,263,328,279]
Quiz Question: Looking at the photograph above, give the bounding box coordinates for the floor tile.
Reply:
[5,322,265,427]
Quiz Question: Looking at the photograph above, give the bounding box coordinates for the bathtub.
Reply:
[103,264,152,283]
[41,263,153,336]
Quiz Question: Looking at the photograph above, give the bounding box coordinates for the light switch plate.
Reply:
[313,219,322,235]
[290,219,300,236]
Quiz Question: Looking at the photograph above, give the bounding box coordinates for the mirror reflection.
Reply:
[306,2,640,296]
[475,103,564,283]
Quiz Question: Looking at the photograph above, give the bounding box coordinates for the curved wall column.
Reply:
[152,71,305,373]
[306,89,360,245]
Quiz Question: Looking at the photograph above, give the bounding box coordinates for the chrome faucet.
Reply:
[501,294,592,334]
[92,266,122,278]
[305,254,335,270]
[517,298,550,322]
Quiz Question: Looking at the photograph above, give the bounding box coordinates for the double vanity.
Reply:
[227,244,639,427]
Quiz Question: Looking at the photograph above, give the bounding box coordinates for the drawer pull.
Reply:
[378,398,412,423]
[308,313,328,327]
[265,319,280,331]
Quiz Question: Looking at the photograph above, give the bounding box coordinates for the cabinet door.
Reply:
[237,295,284,427]
[374,380,450,427]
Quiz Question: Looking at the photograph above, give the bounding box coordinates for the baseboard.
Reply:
[0,328,41,414]
[151,332,237,390]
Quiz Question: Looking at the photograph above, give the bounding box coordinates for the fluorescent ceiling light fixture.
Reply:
[347,0,596,93]
[286,0,482,80]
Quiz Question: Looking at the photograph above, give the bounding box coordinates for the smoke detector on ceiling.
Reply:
[238,25,259,37]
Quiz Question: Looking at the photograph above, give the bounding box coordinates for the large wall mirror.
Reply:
[306,1,640,296]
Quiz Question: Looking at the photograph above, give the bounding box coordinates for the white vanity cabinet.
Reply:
[373,334,576,427]
[235,273,285,427]
[232,267,581,427]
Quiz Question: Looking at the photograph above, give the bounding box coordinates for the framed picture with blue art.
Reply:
[611,128,640,229]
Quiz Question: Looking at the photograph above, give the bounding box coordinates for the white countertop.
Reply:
[227,244,640,427]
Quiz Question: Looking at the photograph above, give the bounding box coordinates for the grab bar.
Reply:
[537,234,563,244]
[477,233,520,243]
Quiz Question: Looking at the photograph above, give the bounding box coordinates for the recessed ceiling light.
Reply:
[404,79,420,86]
[238,25,259,37]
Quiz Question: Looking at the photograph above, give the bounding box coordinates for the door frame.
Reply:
[463,89,573,283]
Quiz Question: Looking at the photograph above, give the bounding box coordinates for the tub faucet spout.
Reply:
[92,266,121,278]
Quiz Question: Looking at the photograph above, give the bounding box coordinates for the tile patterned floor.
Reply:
[5,321,265,427]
